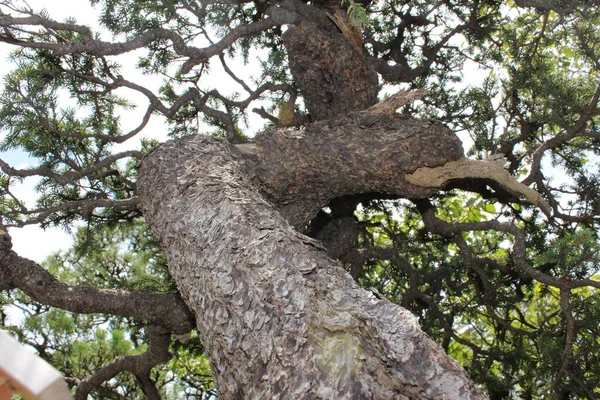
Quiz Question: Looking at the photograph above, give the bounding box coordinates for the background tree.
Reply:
[0,0,599,398]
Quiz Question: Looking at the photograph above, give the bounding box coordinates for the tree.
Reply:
[0,0,600,398]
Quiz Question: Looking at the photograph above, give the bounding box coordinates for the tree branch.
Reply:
[3,197,140,227]
[74,325,171,400]
[0,150,143,185]
[0,224,194,333]
[0,11,279,62]
[416,200,600,290]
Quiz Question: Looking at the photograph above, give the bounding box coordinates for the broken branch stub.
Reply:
[406,155,552,215]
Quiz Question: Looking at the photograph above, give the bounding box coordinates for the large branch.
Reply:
[0,224,194,334]
[235,107,551,226]
[137,126,486,398]
[241,111,464,229]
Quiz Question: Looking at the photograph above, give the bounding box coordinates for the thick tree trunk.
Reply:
[280,2,378,120]
[138,114,486,399]
[283,18,378,120]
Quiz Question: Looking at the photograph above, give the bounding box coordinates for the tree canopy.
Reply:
[0,0,600,398]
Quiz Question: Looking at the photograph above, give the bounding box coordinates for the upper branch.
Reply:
[0,11,280,62]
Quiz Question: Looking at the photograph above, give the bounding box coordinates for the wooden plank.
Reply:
[0,330,72,400]
[0,373,16,400]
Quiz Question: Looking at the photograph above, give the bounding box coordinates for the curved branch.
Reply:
[523,82,600,187]
[74,325,171,400]
[207,82,295,110]
[29,99,154,145]
[406,155,552,215]
[0,225,194,333]
[102,78,241,138]
[242,112,464,228]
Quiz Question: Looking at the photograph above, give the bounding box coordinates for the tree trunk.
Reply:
[280,2,378,120]
[283,18,378,120]
[137,113,486,399]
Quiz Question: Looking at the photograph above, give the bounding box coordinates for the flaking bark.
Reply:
[283,14,378,120]
[137,114,485,399]
[246,112,463,229]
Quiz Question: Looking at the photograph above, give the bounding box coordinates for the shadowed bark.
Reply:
[283,18,378,120]
[280,0,378,121]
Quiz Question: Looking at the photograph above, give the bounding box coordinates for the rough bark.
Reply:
[247,112,463,229]
[137,114,485,399]
[282,10,378,120]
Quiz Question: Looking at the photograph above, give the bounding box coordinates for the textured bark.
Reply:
[248,112,463,229]
[137,115,484,399]
[283,15,378,120]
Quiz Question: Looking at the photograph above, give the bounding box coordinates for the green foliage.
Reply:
[353,195,600,398]
[44,220,174,292]
[536,228,600,280]
[0,45,138,228]
[342,0,371,28]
